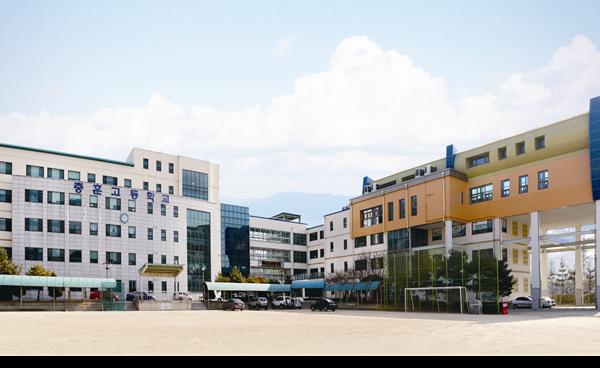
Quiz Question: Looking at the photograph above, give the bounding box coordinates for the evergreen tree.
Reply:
[26,264,54,301]
[228,266,244,283]
[0,247,21,301]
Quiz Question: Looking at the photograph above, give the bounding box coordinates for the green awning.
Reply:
[325,281,381,292]
[205,282,291,293]
[0,275,116,288]
[138,264,184,277]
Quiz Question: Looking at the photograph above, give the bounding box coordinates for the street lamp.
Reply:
[201,264,206,300]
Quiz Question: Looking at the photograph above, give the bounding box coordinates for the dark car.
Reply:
[126,291,156,301]
[223,298,246,311]
[310,298,337,312]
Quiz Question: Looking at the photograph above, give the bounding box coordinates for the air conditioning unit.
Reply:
[415,168,425,177]
[425,165,437,175]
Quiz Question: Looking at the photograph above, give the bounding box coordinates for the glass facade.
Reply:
[220,204,250,277]
[182,169,209,201]
[250,227,290,244]
[187,209,211,292]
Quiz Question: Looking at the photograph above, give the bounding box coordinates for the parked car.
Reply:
[89,290,119,301]
[272,296,292,309]
[292,297,303,309]
[126,291,156,301]
[541,296,556,308]
[173,291,193,301]
[223,298,245,311]
[311,298,337,312]
[248,296,268,310]
[511,296,555,309]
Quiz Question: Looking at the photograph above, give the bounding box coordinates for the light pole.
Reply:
[102,260,111,311]
[201,264,206,299]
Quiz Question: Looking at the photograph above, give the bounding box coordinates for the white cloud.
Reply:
[1,35,600,199]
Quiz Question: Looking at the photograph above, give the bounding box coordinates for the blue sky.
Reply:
[1,1,600,202]
[2,0,599,114]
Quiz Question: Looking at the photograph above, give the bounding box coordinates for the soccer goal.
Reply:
[404,286,468,313]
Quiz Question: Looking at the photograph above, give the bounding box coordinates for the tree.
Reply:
[26,264,53,301]
[215,272,230,282]
[0,247,22,301]
[228,266,244,283]
[551,258,575,296]
[47,271,63,299]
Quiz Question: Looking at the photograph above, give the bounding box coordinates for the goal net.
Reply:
[404,286,468,313]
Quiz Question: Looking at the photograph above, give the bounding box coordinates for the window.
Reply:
[106,252,121,265]
[173,206,179,218]
[538,170,549,190]
[470,184,493,203]
[25,218,43,232]
[156,160,162,171]
[69,193,82,206]
[147,202,153,215]
[501,179,510,198]
[0,189,11,203]
[293,233,306,245]
[502,219,507,233]
[47,220,65,233]
[161,255,167,264]
[293,251,307,263]
[124,179,132,188]
[67,170,80,181]
[90,250,98,264]
[0,161,12,174]
[26,165,44,177]
[535,135,545,150]
[182,169,209,200]
[148,281,154,292]
[129,253,136,266]
[47,248,65,262]
[343,217,347,228]
[143,181,149,190]
[309,250,318,259]
[90,223,98,236]
[309,232,318,241]
[502,248,508,262]
[399,199,406,219]
[69,250,82,263]
[498,147,507,160]
[512,221,518,236]
[128,226,136,239]
[143,158,149,169]
[522,249,529,265]
[467,152,489,168]
[128,200,136,212]
[360,205,383,227]
[512,249,519,264]
[147,228,153,240]
[156,183,162,193]
[411,196,418,216]
[25,189,43,203]
[320,230,324,239]
[25,247,43,261]
[330,264,334,273]
[47,167,64,179]
[387,201,394,221]
[169,185,174,194]
[329,221,333,231]
[522,224,529,238]
[344,262,348,272]
[161,204,166,216]
[105,197,121,210]
[516,141,525,155]
[174,231,179,243]
[148,254,154,264]
[169,163,174,174]
[330,242,334,252]
[432,229,442,241]
[452,223,466,238]
[103,175,117,186]
[355,259,367,271]
[472,220,493,235]
[161,229,166,241]
[319,249,324,258]
[87,173,96,183]
[129,280,137,292]
[161,281,167,293]
[89,195,98,208]
[174,256,179,265]
[519,175,528,194]
[355,236,367,248]
[370,232,384,245]
[344,239,347,250]
[106,224,121,237]
[0,218,11,231]
[69,221,82,234]
[47,191,65,205]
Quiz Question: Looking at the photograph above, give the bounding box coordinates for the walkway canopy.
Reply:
[205,282,291,293]
[325,281,381,292]
[0,275,117,288]
[138,264,184,277]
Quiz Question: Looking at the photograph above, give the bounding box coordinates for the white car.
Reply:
[541,296,556,308]
[173,291,193,301]
[511,296,555,309]
[272,296,292,309]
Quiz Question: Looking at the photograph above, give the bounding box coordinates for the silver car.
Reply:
[511,296,555,309]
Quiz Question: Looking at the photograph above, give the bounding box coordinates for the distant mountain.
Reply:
[222,192,353,227]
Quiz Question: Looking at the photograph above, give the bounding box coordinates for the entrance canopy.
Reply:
[325,281,381,292]
[138,264,184,277]
[205,282,291,293]
[0,275,116,288]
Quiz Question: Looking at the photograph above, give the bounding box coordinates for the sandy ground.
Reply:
[1,308,599,355]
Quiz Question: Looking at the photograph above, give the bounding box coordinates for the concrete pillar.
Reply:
[540,250,549,297]
[574,246,584,306]
[596,200,600,310]
[493,218,502,260]
[444,220,453,257]
[529,211,541,309]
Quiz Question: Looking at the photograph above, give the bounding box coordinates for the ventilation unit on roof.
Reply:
[425,165,437,175]
[415,168,425,177]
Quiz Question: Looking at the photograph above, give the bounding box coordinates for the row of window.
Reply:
[142,158,175,174]
[328,217,348,232]
[327,257,384,274]
[250,227,307,245]
[23,247,179,266]
[470,170,549,204]
[467,135,545,168]
[308,230,325,242]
